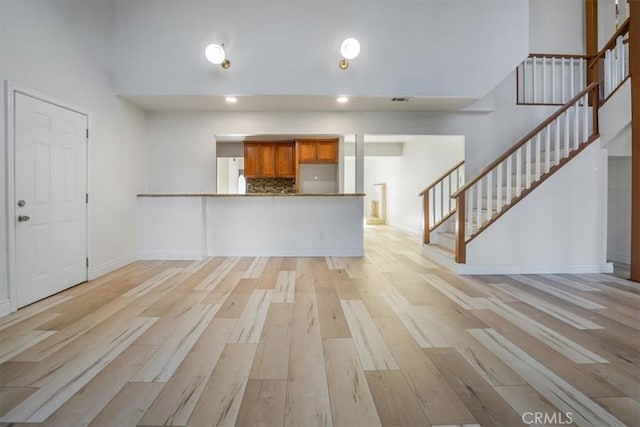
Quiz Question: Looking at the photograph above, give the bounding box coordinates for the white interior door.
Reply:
[14,93,88,308]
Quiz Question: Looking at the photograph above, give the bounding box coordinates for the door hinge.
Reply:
[86,193,89,203]
[86,128,89,139]
[86,257,89,268]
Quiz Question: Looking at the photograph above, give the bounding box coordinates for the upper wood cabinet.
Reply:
[275,143,295,178]
[296,139,338,163]
[243,141,294,178]
[244,143,261,178]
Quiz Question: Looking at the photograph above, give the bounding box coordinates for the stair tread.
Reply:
[438,231,456,238]
[426,243,455,256]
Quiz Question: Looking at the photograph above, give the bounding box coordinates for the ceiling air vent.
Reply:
[391,97,412,102]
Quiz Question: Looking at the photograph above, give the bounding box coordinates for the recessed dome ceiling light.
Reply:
[337,96,349,103]
[225,96,238,103]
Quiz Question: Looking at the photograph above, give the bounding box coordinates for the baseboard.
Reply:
[386,222,422,238]
[607,251,631,265]
[207,248,365,257]
[88,254,137,280]
[0,299,11,318]
[138,251,205,261]
[456,262,614,275]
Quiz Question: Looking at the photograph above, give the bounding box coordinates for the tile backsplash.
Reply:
[246,178,296,193]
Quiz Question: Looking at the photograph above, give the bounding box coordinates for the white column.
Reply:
[355,133,365,193]
[338,135,345,192]
[212,135,218,194]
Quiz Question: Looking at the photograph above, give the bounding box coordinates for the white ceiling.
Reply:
[123,94,479,112]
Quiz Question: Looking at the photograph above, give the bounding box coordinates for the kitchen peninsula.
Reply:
[137,137,364,259]
[137,193,365,259]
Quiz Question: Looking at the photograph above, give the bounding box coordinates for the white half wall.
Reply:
[206,196,364,257]
[138,197,206,260]
[137,195,364,258]
[0,1,147,301]
[465,141,611,274]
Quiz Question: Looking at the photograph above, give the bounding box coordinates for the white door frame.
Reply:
[4,81,91,313]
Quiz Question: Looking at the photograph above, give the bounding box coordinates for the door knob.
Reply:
[17,215,30,222]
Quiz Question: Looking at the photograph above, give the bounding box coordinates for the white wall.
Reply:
[113,0,528,100]
[145,70,556,194]
[389,136,464,233]
[0,0,148,303]
[529,0,585,54]
[466,142,610,273]
[608,157,631,264]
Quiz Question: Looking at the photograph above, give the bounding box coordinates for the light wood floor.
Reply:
[1,226,639,426]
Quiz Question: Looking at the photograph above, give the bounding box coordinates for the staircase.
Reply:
[420,19,631,271]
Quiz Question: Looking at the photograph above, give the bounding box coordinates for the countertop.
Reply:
[137,193,366,197]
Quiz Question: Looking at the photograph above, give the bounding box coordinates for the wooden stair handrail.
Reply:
[418,160,465,196]
[451,81,599,199]
[527,53,590,60]
[588,18,630,68]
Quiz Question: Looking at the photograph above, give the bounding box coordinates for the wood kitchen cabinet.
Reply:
[296,139,338,163]
[275,143,295,178]
[243,141,294,178]
[244,143,261,178]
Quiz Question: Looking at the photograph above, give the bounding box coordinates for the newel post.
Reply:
[422,192,430,244]
[455,194,466,263]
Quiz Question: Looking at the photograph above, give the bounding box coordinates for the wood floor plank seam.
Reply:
[0,226,635,427]
[468,328,627,427]
[1,317,159,423]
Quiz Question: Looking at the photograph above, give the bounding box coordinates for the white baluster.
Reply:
[551,57,557,104]
[561,58,566,102]
[579,57,585,90]
[617,36,623,85]
[506,156,512,205]
[516,150,522,197]
[467,186,474,238]
[583,94,589,141]
[570,58,575,98]
[624,41,629,79]
[477,178,483,227]
[526,141,532,188]
[573,102,580,149]
[545,126,551,173]
[564,109,571,157]
[535,133,541,181]
[486,170,493,223]
[605,50,612,97]
[542,56,546,103]
[448,175,452,214]
[439,181,444,223]
[497,162,503,213]
[555,116,561,166]
[532,57,537,103]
